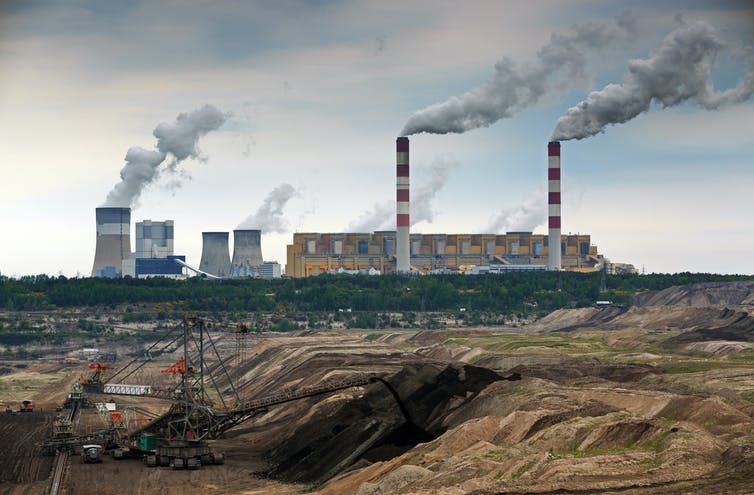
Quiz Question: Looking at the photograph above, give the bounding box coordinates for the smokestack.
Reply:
[230,229,264,278]
[92,207,132,278]
[547,141,561,271]
[199,232,231,278]
[396,137,410,273]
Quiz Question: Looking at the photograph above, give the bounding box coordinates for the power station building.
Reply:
[92,207,132,278]
[285,231,601,278]
[135,220,174,259]
[197,229,282,279]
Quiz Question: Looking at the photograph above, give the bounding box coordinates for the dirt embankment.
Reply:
[633,281,754,307]
[315,375,754,495]
[0,411,54,495]
[4,280,754,495]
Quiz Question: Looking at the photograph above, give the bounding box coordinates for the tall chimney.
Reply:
[199,232,231,278]
[396,137,410,273]
[547,141,561,271]
[230,229,264,278]
[92,207,132,278]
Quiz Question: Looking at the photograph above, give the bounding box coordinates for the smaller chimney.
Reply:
[547,141,561,271]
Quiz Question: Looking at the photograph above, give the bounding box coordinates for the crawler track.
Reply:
[47,400,81,495]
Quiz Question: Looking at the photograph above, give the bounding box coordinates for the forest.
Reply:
[1,272,752,314]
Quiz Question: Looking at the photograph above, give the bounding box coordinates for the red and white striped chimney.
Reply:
[396,137,410,273]
[548,141,561,271]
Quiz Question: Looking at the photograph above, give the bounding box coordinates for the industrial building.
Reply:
[92,207,132,278]
[230,229,264,277]
[91,210,185,278]
[135,220,174,259]
[284,138,632,278]
[121,219,185,278]
[285,231,600,278]
[197,230,282,279]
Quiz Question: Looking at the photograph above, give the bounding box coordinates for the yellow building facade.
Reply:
[285,231,601,278]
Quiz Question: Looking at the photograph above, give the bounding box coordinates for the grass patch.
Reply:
[444,333,613,355]
[662,362,726,374]
[511,459,537,479]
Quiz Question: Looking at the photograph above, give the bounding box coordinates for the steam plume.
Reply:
[401,13,636,136]
[552,21,754,141]
[482,189,545,234]
[238,183,298,233]
[346,155,458,231]
[103,104,228,207]
[411,155,458,225]
[154,104,228,165]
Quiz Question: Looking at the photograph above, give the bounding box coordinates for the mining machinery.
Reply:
[43,317,404,470]
[79,317,388,470]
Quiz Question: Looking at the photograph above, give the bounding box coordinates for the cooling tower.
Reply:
[547,141,561,271]
[230,229,264,278]
[199,232,231,278]
[92,207,132,278]
[396,137,410,273]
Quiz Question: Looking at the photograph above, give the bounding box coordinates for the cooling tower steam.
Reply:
[483,189,546,234]
[552,21,754,141]
[104,104,229,207]
[104,148,167,208]
[401,12,636,136]
[347,155,457,231]
[154,104,228,166]
[237,183,298,233]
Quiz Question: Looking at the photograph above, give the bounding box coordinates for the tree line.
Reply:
[1,272,752,314]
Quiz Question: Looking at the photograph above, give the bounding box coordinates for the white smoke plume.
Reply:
[411,155,458,225]
[154,104,229,166]
[104,147,166,208]
[552,20,754,141]
[401,12,637,136]
[347,201,394,232]
[103,104,228,207]
[482,189,546,234]
[346,155,458,232]
[238,183,298,233]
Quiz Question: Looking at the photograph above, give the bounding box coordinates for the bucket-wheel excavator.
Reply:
[78,317,382,469]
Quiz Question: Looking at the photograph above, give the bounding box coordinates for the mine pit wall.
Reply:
[264,362,506,485]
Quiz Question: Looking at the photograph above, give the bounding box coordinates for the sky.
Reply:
[1,0,753,277]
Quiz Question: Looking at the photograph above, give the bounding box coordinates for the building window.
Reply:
[383,238,395,255]
[358,240,368,254]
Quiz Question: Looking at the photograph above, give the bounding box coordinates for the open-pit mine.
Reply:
[2,281,754,495]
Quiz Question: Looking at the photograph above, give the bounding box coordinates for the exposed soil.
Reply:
[2,281,754,494]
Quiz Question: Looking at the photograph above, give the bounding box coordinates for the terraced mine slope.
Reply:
[1,281,753,494]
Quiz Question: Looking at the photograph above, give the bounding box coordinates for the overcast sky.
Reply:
[1,0,753,277]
